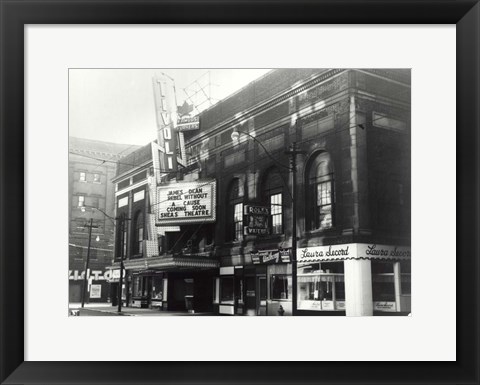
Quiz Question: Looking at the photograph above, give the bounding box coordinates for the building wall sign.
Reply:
[69,269,127,283]
[176,116,200,131]
[244,205,270,235]
[358,244,411,258]
[251,249,291,264]
[298,243,411,263]
[90,284,102,298]
[133,190,145,202]
[297,73,348,108]
[373,301,397,312]
[156,180,217,224]
[69,269,114,281]
[153,75,179,171]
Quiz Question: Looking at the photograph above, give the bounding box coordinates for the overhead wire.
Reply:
[70,83,410,215]
[68,85,410,177]
[70,74,410,257]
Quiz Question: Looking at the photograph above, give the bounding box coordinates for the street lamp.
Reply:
[80,205,125,310]
[231,128,303,315]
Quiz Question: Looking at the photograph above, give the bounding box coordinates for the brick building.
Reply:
[109,69,411,316]
[68,137,138,303]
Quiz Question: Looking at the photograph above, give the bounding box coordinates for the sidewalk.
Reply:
[69,302,113,309]
[70,304,213,316]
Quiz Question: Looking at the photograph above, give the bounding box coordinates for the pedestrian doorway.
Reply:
[257,276,267,315]
[244,275,267,315]
[245,276,256,315]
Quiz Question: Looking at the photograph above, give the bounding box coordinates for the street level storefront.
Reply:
[69,268,112,303]
[297,243,411,316]
[109,255,218,313]
[216,248,293,316]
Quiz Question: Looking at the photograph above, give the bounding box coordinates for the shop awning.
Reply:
[117,255,219,271]
[298,243,411,263]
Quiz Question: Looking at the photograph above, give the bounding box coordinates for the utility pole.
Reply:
[81,218,98,308]
[117,213,125,313]
[117,213,132,313]
[232,128,304,317]
[285,142,303,316]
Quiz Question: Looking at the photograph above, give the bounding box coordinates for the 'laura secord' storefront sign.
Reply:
[156,180,217,225]
[251,249,291,264]
[298,243,411,263]
[373,301,397,312]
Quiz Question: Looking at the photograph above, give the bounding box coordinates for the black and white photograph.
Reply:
[3,6,477,381]
[69,68,411,317]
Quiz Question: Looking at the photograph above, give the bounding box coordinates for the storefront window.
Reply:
[271,275,291,300]
[132,276,142,297]
[371,261,395,302]
[220,277,234,303]
[151,276,163,300]
[297,261,345,311]
[400,260,411,295]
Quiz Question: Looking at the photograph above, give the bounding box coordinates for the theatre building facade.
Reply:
[110,69,411,316]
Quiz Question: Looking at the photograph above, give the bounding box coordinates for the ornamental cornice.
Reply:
[189,69,347,145]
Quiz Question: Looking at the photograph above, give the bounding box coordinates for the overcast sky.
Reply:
[69,69,271,145]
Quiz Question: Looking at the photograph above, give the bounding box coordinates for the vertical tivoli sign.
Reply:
[152,75,178,172]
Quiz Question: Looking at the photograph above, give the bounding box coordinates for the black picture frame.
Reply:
[1,1,478,384]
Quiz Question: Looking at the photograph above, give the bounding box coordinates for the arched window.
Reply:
[226,179,243,241]
[132,211,144,255]
[262,167,284,235]
[306,152,334,230]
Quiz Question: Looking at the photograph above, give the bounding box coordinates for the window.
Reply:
[297,261,345,311]
[227,179,243,241]
[262,168,284,235]
[271,275,291,300]
[234,203,243,241]
[89,247,97,260]
[371,261,395,302]
[400,260,411,295]
[78,195,85,207]
[93,173,100,183]
[132,211,144,256]
[118,179,130,190]
[220,277,234,303]
[132,171,146,184]
[372,112,407,132]
[271,193,283,234]
[151,276,163,300]
[307,153,334,230]
[132,276,142,297]
[79,172,86,182]
[74,246,83,260]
